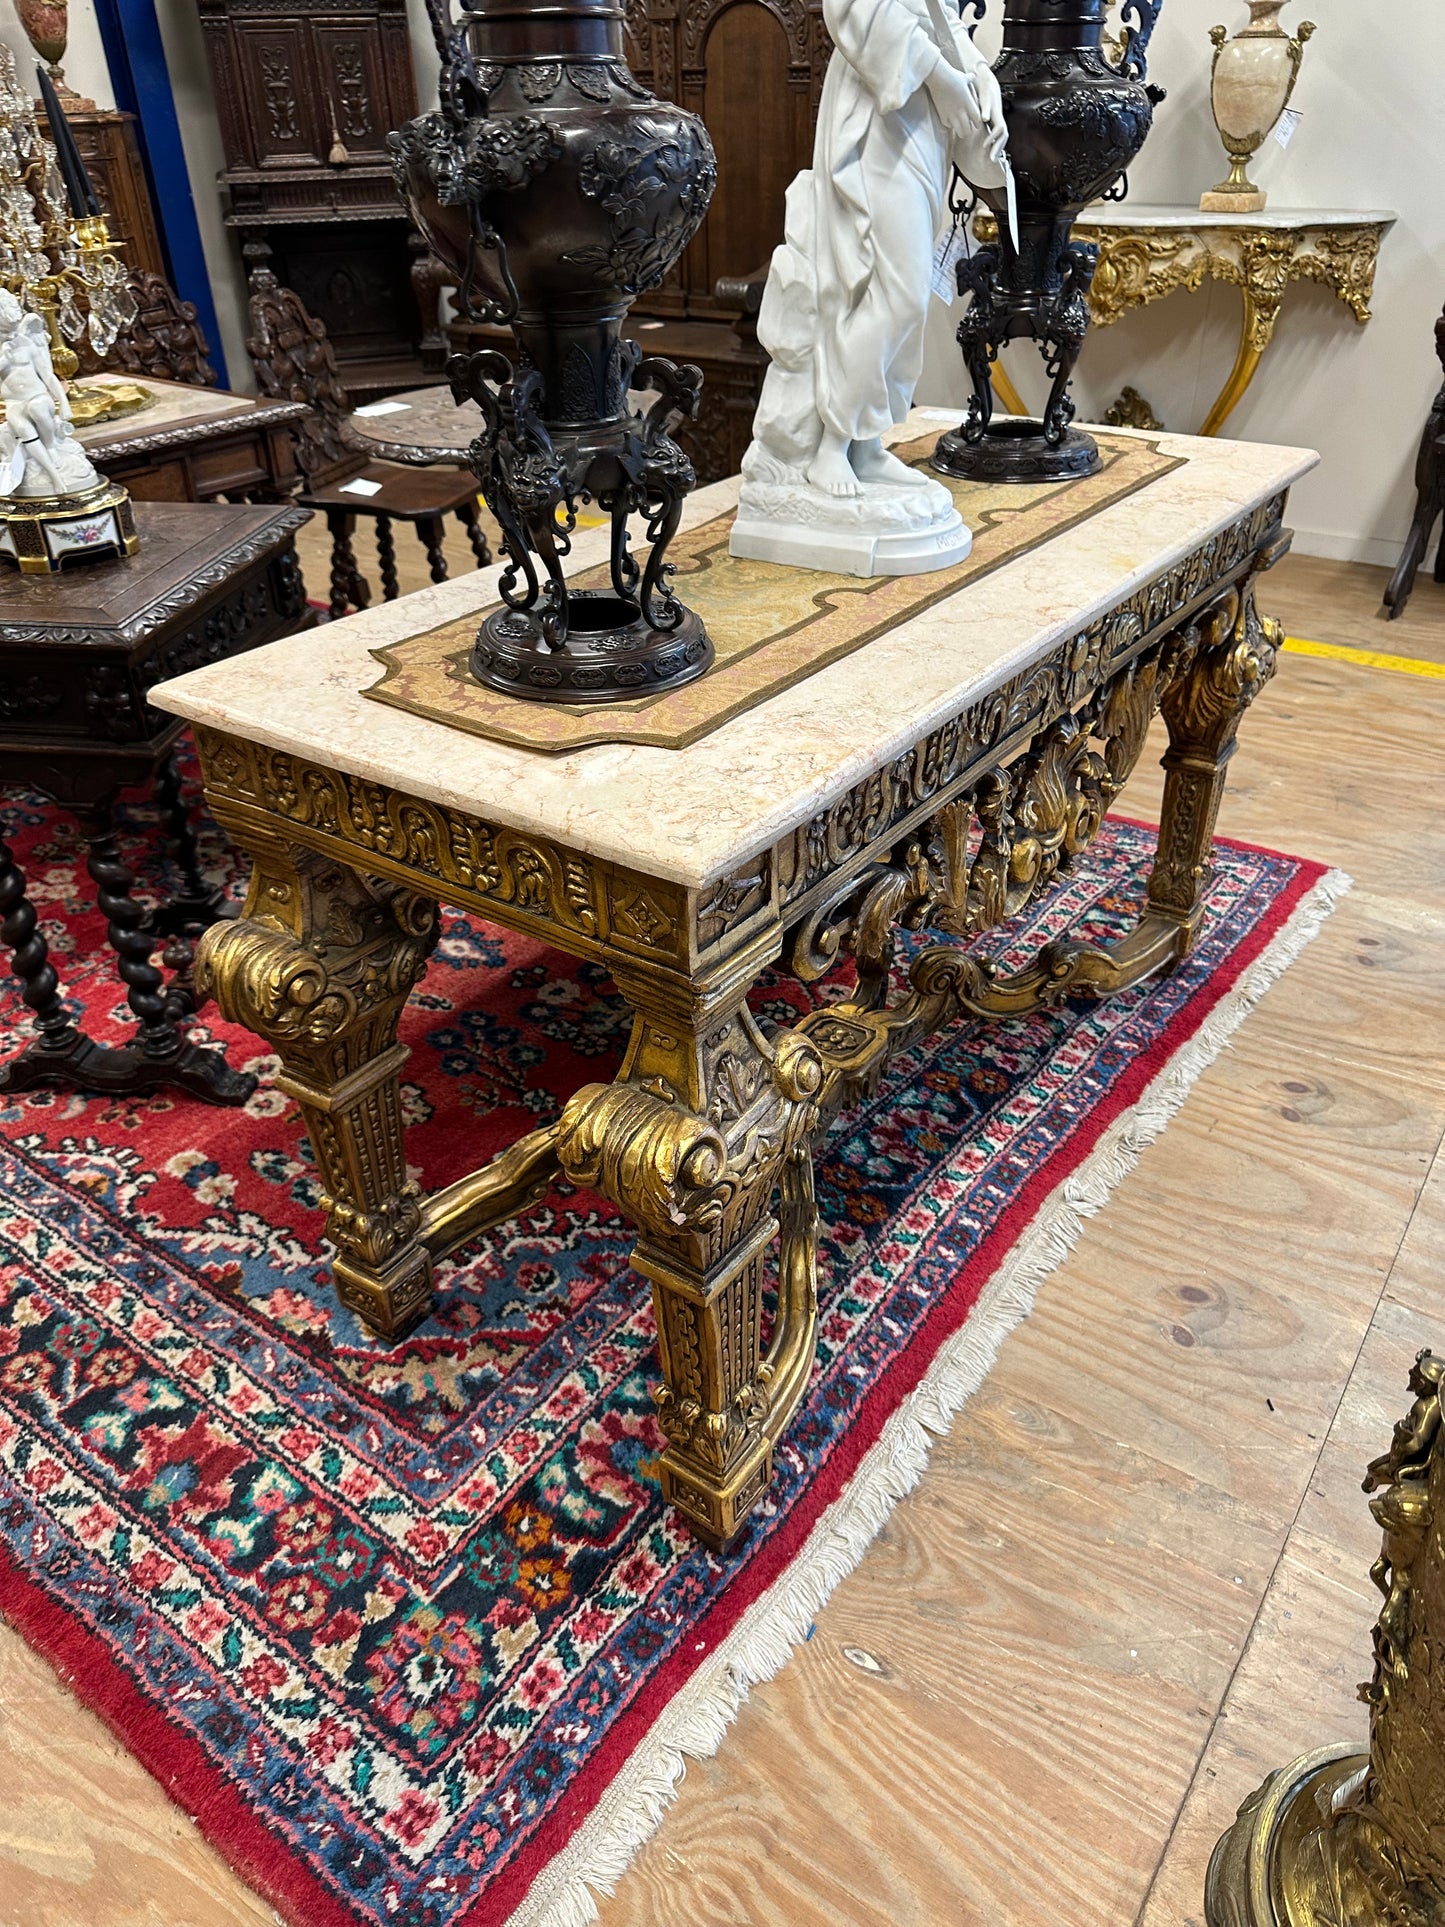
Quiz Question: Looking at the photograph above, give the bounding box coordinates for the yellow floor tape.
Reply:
[1283,635,1445,681]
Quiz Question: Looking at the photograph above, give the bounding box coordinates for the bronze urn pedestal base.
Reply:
[471,601,711,705]
[934,413,1101,483]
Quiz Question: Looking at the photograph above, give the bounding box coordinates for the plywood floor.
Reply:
[2,552,1443,1927]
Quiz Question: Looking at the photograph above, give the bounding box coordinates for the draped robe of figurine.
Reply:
[745,0,1006,494]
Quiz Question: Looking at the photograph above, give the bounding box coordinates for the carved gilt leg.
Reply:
[1141,573,1281,954]
[1200,259,1284,438]
[195,834,440,1340]
[556,934,824,1552]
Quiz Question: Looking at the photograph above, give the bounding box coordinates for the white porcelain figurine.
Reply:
[0,288,137,572]
[0,290,103,497]
[729,0,1008,577]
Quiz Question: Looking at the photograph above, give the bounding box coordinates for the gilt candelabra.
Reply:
[1207,1349,1445,1927]
[0,44,134,395]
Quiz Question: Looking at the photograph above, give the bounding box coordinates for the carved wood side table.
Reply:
[981,205,1392,437]
[76,378,308,505]
[152,418,1315,1551]
[0,501,312,1104]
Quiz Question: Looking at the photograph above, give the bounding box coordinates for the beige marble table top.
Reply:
[151,410,1316,890]
[1076,202,1395,231]
[348,386,480,466]
[74,376,257,443]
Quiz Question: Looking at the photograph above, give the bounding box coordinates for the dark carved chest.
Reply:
[195,0,431,400]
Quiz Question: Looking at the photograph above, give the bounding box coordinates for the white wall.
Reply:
[0,4,116,110]
[920,1,1445,565]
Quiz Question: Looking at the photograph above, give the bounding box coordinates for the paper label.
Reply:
[339,476,384,496]
[930,225,967,304]
[352,400,412,417]
[1274,107,1302,150]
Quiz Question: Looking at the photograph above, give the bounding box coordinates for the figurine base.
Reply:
[728,504,972,578]
[0,479,139,574]
[931,419,1103,485]
[470,594,713,705]
[1200,185,1266,213]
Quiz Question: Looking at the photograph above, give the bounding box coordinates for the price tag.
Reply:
[353,400,412,417]
[930,224,967,304]
[339,476,384,496]
[1274,107,1302,150]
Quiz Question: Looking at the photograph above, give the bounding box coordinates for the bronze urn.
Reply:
[390,0,717,703]
[933,0,1165,484]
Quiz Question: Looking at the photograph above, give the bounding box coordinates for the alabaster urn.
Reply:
[1201,0,1315,212]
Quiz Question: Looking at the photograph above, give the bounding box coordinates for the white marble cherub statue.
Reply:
[729,0,1008,577]
[0,290,103,500]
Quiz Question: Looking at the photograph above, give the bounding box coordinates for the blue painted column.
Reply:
[90,0,229,387]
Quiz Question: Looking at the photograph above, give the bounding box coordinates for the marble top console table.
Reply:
[151,414,1315,1551]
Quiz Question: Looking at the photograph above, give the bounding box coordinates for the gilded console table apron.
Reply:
[151,413,1316,1552]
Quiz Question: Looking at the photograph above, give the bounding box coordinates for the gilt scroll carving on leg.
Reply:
[785,565,1280,1046]
[195,839,441,1340]
[556,935,824,1551]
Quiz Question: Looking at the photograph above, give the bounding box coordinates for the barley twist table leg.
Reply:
[0,828,82,1062]
[196,833,440,1339]
[557,938,824,1551]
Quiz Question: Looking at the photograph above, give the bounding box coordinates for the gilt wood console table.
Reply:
[981,206,1392,438]
[151,417,1315,1552]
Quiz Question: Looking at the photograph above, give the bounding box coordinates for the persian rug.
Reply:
[0,773,1344,1927]
[365,428,1182,753]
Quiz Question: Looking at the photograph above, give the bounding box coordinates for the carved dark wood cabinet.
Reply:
[39,108,167,281]
[194,0,430,400]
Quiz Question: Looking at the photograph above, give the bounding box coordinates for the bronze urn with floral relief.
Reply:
[933,0,1166,485]
[390,0,716,703]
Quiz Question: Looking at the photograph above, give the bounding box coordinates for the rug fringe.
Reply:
[508,867,1352,1927]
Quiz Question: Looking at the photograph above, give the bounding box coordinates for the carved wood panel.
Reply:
[196,0,419,200]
